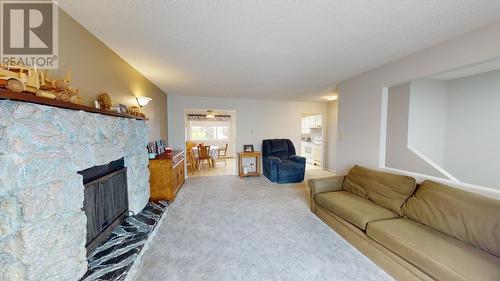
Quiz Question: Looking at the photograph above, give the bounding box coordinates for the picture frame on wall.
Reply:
[243,144,254,152]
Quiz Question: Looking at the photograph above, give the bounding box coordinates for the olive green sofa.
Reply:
[308,165,500,281]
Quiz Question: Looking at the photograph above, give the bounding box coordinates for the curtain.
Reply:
[186,114,231,121]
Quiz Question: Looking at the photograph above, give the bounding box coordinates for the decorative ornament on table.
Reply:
[97,92,112,110]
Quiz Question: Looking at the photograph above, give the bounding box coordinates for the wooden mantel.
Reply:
[0,88,148,121]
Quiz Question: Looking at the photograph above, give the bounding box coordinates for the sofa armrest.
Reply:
[289,155,306,165]
[308,175,345,195]
[308,175,345,212]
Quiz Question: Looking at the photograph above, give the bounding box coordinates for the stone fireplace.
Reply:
[0,101,150,281]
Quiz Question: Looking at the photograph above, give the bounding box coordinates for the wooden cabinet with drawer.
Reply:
[149,150,185,202]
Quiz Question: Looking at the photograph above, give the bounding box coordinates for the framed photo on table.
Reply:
[243,144,254,152]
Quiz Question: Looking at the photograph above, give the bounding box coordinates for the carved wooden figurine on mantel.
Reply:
[0,64,82,104]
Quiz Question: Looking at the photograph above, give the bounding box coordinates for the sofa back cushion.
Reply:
[403,180,500,258]
[342,165,417,215]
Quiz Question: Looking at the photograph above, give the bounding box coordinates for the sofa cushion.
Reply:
[403,180,500,258]
[367,218,500,281]
[315,191,398,230]
[342,165,417,215]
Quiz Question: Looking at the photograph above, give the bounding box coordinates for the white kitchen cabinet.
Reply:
[301,117,310,134]
[314,115,322,127]
[308,115,322,128]
[302,115,322,133]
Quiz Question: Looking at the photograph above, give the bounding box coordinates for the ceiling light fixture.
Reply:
[326,95,338,101]
[136,96,152,107]
[206,110,215,119]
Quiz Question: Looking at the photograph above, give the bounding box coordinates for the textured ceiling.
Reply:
[60,1,500,101]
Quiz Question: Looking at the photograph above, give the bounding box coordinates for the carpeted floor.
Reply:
[134,174,392,281]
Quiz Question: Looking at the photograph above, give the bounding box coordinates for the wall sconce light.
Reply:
[206,110,215,119]
[326,95,338,101]
[136,96,152,107]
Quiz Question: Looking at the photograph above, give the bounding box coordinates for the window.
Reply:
[216,126,228,139]
[191,126,229,140]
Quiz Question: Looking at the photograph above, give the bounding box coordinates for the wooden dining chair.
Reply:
[186,149,196,175]
[186,141,198,173]
[186,141,197,151]
[215,144,229,166]
[198,145,212,169]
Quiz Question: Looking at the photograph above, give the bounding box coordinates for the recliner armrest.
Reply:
[265,156,281,165]
[308,176,345,212]
[289,155,306,164]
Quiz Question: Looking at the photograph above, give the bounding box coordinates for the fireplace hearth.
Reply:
[80,201,169,281]
[79,158,129,255]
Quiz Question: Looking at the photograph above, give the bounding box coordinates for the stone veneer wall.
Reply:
[0,101,150,281]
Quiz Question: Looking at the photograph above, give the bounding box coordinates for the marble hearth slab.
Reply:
[80,201,169,281]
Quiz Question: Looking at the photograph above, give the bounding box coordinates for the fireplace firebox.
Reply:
[78,158,129,255]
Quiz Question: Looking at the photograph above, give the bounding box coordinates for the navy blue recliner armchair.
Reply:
[262,139,306,184]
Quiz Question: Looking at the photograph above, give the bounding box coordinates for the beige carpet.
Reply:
[134,174,392,281]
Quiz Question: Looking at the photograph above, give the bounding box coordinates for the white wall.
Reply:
[59,11,168,142]
[408,78,448,166]
[326,101,338,172]
[168,95,327,159]
[384,70,500,189]
[444,70,500,188]
[334,21,500,196]
[385,83,447,178]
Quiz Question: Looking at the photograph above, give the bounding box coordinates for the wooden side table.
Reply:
[238,151,262,177]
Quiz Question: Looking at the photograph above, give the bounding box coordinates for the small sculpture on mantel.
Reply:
[0,64,83,104]
[128,106,145,118]
[97,92,112,110]
[40,71,82,104]
[0,64,43,93]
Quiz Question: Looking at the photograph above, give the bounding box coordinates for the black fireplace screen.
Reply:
[78,158,129,255]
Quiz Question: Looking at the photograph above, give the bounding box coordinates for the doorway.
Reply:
[184,109,237,177]
[300,113,324,170]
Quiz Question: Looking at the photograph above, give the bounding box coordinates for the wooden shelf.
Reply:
[0,88,148,121]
